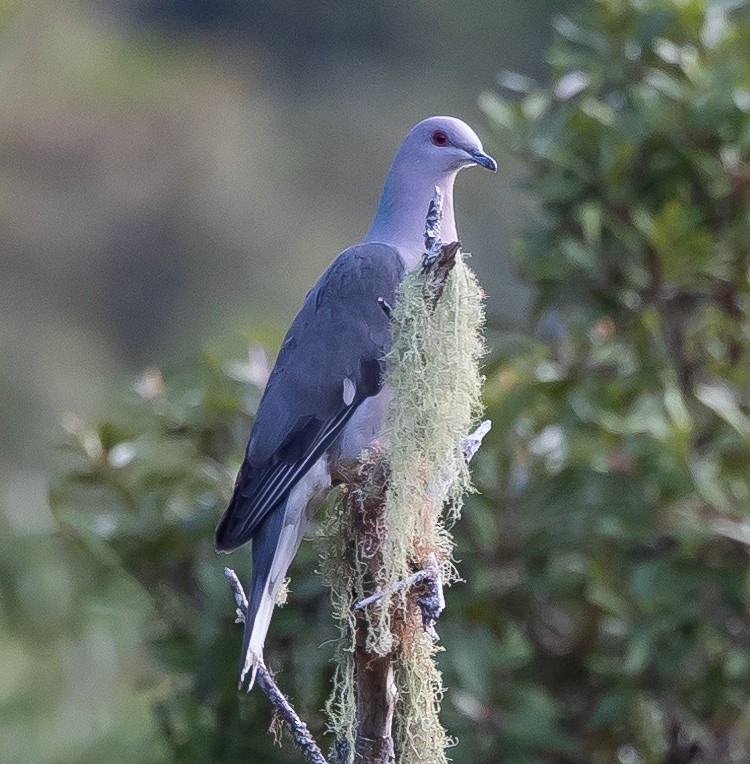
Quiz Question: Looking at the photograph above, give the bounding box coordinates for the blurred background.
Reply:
[0,1,566,761]
[1,0,554,482]
[5,0,750,762]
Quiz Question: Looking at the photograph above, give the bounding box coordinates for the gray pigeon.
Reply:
[215,116,496,687]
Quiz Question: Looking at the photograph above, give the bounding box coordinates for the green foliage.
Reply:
[50,353,337,763]
[475,0,750,760]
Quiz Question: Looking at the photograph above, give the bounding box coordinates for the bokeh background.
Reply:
[1,0,552,481]
[5,0,750,762]
[0,2,566,761]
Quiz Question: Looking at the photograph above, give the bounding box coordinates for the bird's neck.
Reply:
[364,158,459,270]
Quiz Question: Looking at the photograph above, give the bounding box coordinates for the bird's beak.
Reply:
[469,148,498,173]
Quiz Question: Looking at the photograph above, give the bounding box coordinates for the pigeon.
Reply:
[215,116,496,687]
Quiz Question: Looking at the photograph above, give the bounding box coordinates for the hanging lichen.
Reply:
[318,487,358,760]
[319,252,485,764]
[318,460,389,762]
[394,629,456,764]
[376,253,484,633]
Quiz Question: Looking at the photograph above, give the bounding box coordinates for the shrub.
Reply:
[478,0,750,760]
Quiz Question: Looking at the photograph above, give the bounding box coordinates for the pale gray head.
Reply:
[365,116,497,259]
[395,116,498,175]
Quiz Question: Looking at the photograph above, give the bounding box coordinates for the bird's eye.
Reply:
[431,130,449,147]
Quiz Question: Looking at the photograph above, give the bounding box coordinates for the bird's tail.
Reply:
[239,504,286,689]
[240,500,317,690]
[237,458,332,689]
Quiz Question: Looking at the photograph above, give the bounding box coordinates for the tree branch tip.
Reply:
[424,186,445,249]
[223,570,330,764]
[461,420,492,461]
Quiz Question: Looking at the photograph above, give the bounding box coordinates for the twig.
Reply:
[353,559,444,641]
[424,185,444,249]
[223,568,330,764]
[420,421,491,636]
[460,419,492,464]
[431,420,492,502]
[354,569,430,611]
[421,241,462,305]
[420,185,463,305]
[416,552,445,640]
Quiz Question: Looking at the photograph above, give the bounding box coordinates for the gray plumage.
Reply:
[214,116,496,687]
[216,243,403,550]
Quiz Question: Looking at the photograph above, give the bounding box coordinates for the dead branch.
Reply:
[223,568,330,764]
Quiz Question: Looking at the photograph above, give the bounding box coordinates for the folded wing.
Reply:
[215,243,404,552]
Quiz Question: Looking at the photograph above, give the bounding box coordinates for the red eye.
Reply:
[431,130,449,147]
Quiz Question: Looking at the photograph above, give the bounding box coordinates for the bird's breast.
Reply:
[332,386,393,468]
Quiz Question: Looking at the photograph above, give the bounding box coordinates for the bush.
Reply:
[51,352,337,762]
[477,0,750,760]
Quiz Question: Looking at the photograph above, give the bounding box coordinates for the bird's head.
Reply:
[366,115,496,254]
[398,116,497,176]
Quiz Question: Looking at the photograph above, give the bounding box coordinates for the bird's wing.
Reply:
[214,243,404,553]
